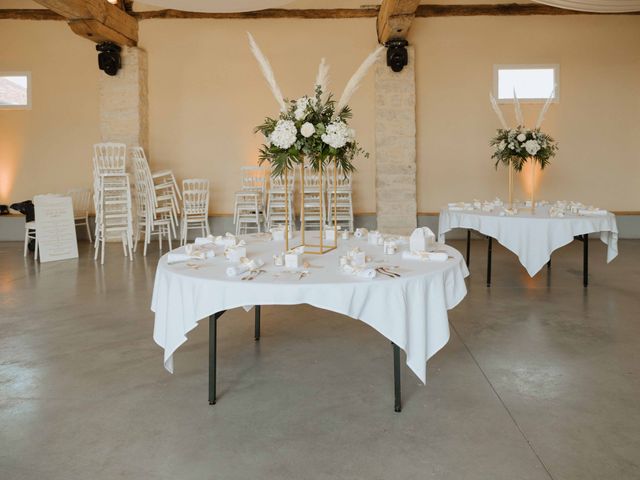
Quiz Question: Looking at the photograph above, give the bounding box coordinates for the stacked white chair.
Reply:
[181,179,210,245]
[132,153,174,255]
[326,165,354,232]
[92,143,134,265]
[129,147,179,238]
[265,168,295,230]
[67,188,93,243]
[23,221,38,260]
[300,164,326,231]
[233,166,266,235]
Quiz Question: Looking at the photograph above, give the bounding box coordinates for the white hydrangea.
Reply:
[270,120,297,149]
[517,133,527,142]
[524,139,541,156]
[300,122,315,138]
[321,121,350,149]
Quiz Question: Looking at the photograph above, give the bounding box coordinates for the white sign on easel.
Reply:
[33,194,78,263]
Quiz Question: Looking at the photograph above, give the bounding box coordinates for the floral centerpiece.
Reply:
[254,85,368,177]
[247,33,382,252]
[489,89,559,211]
[490,126,557,172]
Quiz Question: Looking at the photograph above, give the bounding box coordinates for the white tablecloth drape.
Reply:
[438,206,618,277]
[152,235,469,383]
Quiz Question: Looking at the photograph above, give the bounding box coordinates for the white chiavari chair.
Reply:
[181,179,210,245]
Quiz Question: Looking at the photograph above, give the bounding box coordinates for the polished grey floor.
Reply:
[1,238,639,480]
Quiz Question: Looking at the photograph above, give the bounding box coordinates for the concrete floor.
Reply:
[1,239,639,480]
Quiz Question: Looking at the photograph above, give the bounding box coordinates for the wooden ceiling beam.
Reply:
[32,0,137,45]
[3,4,638,21]
[377,0,421,43]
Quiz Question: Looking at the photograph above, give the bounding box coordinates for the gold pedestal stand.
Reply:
[284,161,338,254]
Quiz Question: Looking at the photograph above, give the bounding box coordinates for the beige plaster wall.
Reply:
[1,13,638,213]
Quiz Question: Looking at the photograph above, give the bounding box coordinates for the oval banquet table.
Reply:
[152,233,469,411]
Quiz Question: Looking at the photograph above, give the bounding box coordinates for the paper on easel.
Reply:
[33,194,78,263]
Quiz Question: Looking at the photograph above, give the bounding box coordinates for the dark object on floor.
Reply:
[10,200,35,222]
[10,200,36,251]
[0,205,9,215]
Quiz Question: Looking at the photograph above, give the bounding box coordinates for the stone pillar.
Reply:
[98,46,148,151]
[374,46,417,235]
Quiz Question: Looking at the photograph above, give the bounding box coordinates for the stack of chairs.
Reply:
[233,166,266,235]
[300,164,326,231]
[326,165,354,232]
[181,179,211,245]
[265,168,295,231]
[92,143,134,265]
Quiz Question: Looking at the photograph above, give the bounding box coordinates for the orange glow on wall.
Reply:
[0,142,21,204]
[519,161,543,196]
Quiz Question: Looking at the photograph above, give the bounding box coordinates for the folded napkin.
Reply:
[167,244,215,264]
[226,258,264,277]
[410,227,436,253]
[402,250,448,262]
[341,263,376,279]
[346,247,366,266]
[215,232,239,247]
[224,245,247,262]
[549,206,565,218]
[354,228,369,239]
[500,207,518,217]
[194,235,215,246]
[579,208,608,216]
[448,202,472,211]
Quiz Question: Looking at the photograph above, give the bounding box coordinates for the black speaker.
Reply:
[386,39,409,73]
[96,42,122,76]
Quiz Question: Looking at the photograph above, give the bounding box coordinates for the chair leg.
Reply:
[86,218,93,243]
[101,234,106,265]
[34,237,39,261]
[24,230,29,257]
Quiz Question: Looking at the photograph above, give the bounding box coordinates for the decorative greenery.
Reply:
[254,85,368,177]
[490,126,558,172]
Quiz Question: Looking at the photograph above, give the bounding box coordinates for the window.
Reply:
[0,73,31,109]
[494,65,558,103]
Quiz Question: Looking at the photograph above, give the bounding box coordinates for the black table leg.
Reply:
[583,233,589,287]
[466,230,471,267]
[487,237,493,287]
[209,311,226,406]
[392,342,402,413]
[254,305,261,341]
[547,258,552,270]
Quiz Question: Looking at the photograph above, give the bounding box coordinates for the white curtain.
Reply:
[532,0,640,12]
[141,0,294,13]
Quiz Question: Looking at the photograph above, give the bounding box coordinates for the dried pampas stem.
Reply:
[336,46,384,113]
[489,92,508,129]
[513,88,524,126]
[535,85,556,129]
[247,32,286,112]
[314,57,330,95]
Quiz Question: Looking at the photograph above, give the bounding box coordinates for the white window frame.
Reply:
[493,64,559,104]
[0,71,32,110]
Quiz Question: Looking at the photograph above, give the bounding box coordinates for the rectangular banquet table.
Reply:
[152,234,469,411]
[438,204,618,286]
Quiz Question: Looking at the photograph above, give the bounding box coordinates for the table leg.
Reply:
[209,311,226,406]
[547,258,552,270]
[583,233,589,287]
[254,305,261,341]
[466,230,471,267]
[486,237,493,287]
[392,342,402,413]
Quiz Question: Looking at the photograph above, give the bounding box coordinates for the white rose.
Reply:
[517,133,527,142]
[524,139,541,156]
[300,122,315,138]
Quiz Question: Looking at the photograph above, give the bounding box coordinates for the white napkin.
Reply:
[579,208,608,216]
[215,232,239,247]
[402,250,448,262]
[347,247,366,267]
[549,206,565,218]
[448,202,472,211]
[224,245,247,262]
[167,245,215,264]
[342,264,376,279]
[500,207,518,217]
[194,235,215,246]
[226,258,264,277]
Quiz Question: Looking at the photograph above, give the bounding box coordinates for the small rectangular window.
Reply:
[494,65,558,103]
[0,73,31,109]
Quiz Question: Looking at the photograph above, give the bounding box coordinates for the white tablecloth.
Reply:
[438,205,618,277]
[151,234,469,383]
